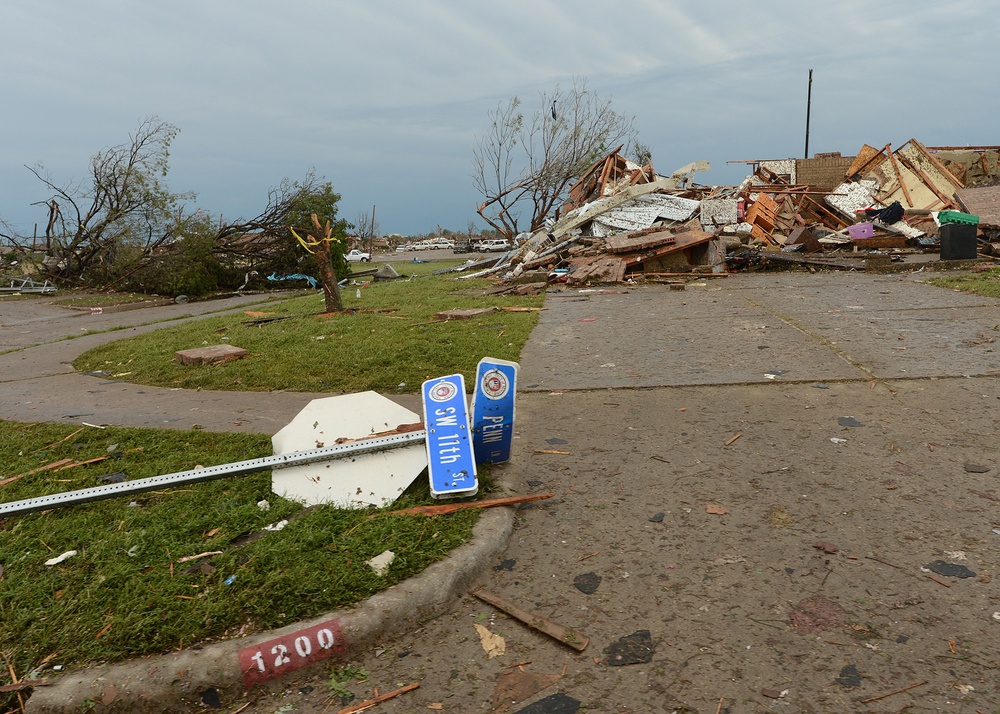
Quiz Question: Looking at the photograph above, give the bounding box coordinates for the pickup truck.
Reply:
[345,249,372,262]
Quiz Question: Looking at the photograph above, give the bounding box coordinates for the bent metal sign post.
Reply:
[422,374,478,499]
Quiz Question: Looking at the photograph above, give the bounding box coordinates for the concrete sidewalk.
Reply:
[0,292,421,433]
[520,271,1000,390]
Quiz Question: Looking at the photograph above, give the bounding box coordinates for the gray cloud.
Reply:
[2,1,996,237]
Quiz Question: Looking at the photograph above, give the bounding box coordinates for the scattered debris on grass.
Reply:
[366,550,395,576]
[174,344,249,366]
[43,550,77,567]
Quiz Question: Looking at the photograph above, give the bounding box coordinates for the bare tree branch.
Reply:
[354,206,379,250]
[20,116,193,282]
[473,78,639,241]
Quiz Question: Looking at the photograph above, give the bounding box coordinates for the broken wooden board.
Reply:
[434,308,496,320]
[386,492,554,517]
[846,144,886,179]
[850,235,907,250]
[861,140,963,213]
[493,670,561,712]
[621,228,716,269]
[473,589,590,651]
[566,256,626,285]
[747,192,778,243]
[605,229,676,253]
[174,344,248,366]
[549,178,682,240]
[657,227,716,257]
[759,252,870,271]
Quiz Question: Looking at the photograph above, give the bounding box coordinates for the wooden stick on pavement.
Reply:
[473,589,590,652]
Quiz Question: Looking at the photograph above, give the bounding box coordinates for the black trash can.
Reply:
[940,223,978,261]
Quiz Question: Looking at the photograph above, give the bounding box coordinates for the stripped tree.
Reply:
[291,214,344,313]
[473,78,639,241]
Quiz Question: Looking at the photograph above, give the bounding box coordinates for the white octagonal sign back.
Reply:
[271,392,427,508]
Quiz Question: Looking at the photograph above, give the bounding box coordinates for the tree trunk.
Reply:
[314,239,342,312]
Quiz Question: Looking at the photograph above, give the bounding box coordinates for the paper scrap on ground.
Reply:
[366,550,395,576]
[474,623,506,658]
[45,550,77,566]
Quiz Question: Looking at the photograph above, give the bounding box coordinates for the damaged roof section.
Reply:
[452,140,1000,287]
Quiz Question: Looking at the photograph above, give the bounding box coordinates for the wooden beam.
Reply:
[911,138,965,188]
[898,155,956,208]
[597,153,616,198]
[886,144,914,208]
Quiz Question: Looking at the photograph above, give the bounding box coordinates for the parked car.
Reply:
[476,239,512,252]
[426,239,454,250]
[345,249,372,262]
[453,239,472,253]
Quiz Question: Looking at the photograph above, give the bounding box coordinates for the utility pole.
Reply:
[804,69,813,159]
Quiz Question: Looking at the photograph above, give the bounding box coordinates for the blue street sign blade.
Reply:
[471,357,519,464]
[422,374,478,499]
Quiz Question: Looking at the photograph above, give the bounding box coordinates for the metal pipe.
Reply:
[804,69,813,159]
[0,431,427,517]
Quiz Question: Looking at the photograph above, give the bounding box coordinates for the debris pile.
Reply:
[458,141,1000,286]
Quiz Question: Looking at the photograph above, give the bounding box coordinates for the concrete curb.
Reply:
[25,506,515,713]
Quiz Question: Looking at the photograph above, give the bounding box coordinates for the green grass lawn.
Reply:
[49,292,170,309]
[929,267,1000,298]
[1,266,535,702]
[0,422,485,687]
[73,268,542,394]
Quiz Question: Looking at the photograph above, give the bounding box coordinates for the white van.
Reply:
[476,239,511,252]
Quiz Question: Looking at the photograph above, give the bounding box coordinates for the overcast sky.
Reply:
[1,1,995,239]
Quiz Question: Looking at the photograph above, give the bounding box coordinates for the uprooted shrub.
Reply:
[115,234,241,298]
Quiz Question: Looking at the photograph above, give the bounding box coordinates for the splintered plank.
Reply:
[622,228,716,268]
[567,257,626,284]
[386,492,554,517]
[605,230,676,253]
[473,589,590,651]
[850,236,906,250]
[434,308,496,320]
